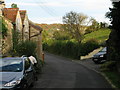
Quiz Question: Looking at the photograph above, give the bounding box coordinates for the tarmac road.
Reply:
[33,53,112,88]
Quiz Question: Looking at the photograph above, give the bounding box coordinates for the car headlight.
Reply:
[100,55,104,57]
[4,79,21,87]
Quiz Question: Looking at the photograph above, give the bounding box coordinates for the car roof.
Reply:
[0,57,24,61]
[2,57,22,59]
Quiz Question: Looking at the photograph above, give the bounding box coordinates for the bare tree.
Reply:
[63,11,92,43]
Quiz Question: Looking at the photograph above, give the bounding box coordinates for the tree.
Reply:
[11,3,18,8]
[42,30,49,41]
[106,1,120,72]
[62,11,93,43]
[91,18,100,29]
[53,30,71,40]
[85,18,100,34]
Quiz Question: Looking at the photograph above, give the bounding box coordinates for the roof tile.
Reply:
[3,8,19,23]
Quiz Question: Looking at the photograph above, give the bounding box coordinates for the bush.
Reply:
[43,40,80,59]
[43,39,99,60]
[53,30,71,40]
[14,40,37,57]
[35,58,43,74]
[80,39,100,56]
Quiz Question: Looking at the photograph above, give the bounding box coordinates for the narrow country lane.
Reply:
[33,53,111,88]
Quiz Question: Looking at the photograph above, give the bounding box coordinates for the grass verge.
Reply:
[102,71,120,88]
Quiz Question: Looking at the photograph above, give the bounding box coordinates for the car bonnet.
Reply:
[0,72,23,86]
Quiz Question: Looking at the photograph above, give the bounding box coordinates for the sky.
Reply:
[5,0,113,24]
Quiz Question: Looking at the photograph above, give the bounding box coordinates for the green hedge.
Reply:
[14,40,37,57]
[43,39,100,59]
[80,39,100,56]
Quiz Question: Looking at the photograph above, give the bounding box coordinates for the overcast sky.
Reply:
[6,0,112,24]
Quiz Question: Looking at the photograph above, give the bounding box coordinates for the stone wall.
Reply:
[2,17,13,55]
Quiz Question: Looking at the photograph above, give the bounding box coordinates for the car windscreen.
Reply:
[0,58,23,72]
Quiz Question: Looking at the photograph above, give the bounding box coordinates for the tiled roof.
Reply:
[29,20,43,32]
[19,10,26,24]
[3,8,19,23]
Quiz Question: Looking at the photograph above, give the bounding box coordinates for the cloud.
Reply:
[111,0,120,2]
[6,0,112,24]
[6,2,62,7]
[6,0,112,9]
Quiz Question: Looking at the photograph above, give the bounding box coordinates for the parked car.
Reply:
[92,47,107,64]
[0,57,35,89]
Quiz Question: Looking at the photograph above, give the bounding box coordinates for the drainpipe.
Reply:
[12,23,16,49]
[12,23,16,31]
[22,25,25,41]
[29,26,31,41]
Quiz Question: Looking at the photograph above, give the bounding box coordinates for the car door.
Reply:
[24,58,34,86]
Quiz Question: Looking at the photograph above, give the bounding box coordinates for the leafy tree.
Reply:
[90,18,100,29]
[11,3,18,8]
[53,30,71,40]
[106,1,120,72]
[62,11,93,43]
[42,30,49,41]
[85,18,100,34]
[106,1,120,60]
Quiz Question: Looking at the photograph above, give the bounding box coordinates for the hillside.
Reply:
[39,24,62,31]
[82,28,111,43]
[39,23,111,44]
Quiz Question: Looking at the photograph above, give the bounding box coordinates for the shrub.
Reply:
[14,40,37,57]
[34,58,43,74]
[80,39,100,56]
[43,39,99,60]
[53,30,71,40]
[43,40,80,59]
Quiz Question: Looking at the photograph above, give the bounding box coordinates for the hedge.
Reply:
[43,39,100,59]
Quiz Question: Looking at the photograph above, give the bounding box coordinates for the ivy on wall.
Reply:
[0,17,8,38]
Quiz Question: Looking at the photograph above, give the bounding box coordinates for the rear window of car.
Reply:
[100,47,107,52]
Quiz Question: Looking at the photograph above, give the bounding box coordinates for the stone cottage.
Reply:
[1,0,44,61]
[19,10,29,41]
[3,8,23,41]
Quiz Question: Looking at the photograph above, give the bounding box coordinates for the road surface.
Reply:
[33,53,111,88]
